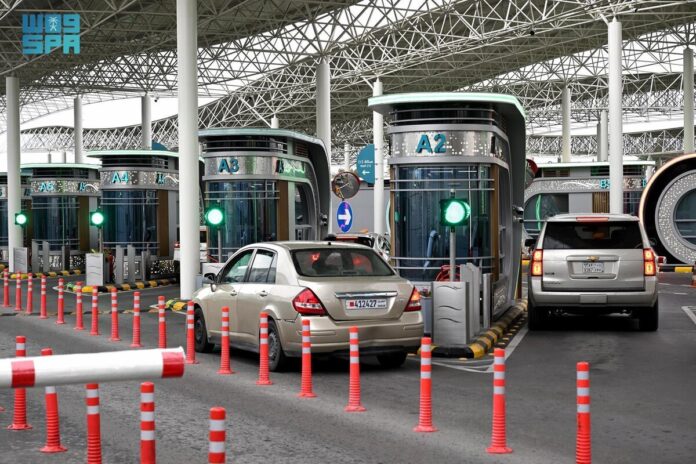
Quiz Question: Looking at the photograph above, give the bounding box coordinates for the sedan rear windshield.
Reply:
[543,221,643,250]
[292,248,394,277]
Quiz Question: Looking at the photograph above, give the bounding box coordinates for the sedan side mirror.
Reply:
[203,273,217,292]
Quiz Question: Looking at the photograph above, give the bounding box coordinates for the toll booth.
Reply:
[369,92,526,323]
[0,171,32,261]
[523,160,654,239]
[199,128,330,261]
[87,150,179,257]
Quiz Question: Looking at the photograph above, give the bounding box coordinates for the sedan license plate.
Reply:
[346,299,387,310]
[582,262,604,273]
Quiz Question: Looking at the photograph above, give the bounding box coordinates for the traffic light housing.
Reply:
[89,210,105,228]
[204,205,225,227]
[439,199,471,226]
[14,211,28,227]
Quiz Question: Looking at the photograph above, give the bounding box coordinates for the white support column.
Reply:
[176,0,199,299]
[684,47,694,153]
[270,115,279,129]
[599,110,608,162]
[561,86,571,163]
[608,19,624,214]
[373,79,384,235]
[6,77,21,272]
[74,95,84,164]
[316,58,332,232]
[141,94,152,149]
[343,142,350,172]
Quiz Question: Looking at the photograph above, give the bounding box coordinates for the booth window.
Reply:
[32,196,80,250]
[392,164,492,281]
[206,180,278,258]
[0,201,7,247]
[100,190,158,253]
[675,189,696,245]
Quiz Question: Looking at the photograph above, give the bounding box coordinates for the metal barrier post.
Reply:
[482,273,491,329]
[127,245,136,282]
[42,241,50,273]
[31,241,39,273]
[114,246,124,285]
[61,246,69,271]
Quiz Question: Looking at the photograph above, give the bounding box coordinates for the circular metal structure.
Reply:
[331,172,360,200]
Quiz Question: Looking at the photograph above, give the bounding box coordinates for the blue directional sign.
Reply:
[336,201,353,233]
[356,144,375,184]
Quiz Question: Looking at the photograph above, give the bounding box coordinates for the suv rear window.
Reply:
[543,221,643,250]
[292,248,394,277]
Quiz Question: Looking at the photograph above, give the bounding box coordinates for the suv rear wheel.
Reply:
[637,302,659,331]
[527,301,547,331]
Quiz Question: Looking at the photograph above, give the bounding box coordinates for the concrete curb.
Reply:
[431,300,527,359]
[9,270,83,279]
[64,278,177,294]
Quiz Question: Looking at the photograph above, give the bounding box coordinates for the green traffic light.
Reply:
[14,212,28,227]
[440,199,471,226]
[90,210,105,227]
[205,207,225,226]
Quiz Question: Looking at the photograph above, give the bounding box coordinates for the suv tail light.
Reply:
[643,249,656,276]
[531,249,543,277]
[405,288,421,311]
[292,288,327,316]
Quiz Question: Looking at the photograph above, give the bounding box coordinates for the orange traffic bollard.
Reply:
[39,276,48,319]
[576,362,591,464]
[140,382,156,464]
[7,335,31,430]
[25,273,33,315]
[256,312,272,386]
[298,319,316,398]
[109,288,120,342]
[75,282,84,330]
[487,348,512,453]
[208,407,226,464]
[86,384,102,464]
[14,274,22,312]
[158,296,166,349]
[217,306,233,375]
[344,326,365,412]
[185,301,198,364]
[414,337,437,432]
[3,269,9,307]
[131,292,142,348]
[40,348,67,453]
[55,278,65,324]
[90,288,100,336]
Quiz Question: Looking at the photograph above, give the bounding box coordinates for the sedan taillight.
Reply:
[292,288,327,316]
[405,288,421,312]
[531,249,543,277]
[643,248,656,276]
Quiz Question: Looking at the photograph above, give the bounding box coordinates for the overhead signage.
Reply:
[31,179,99,196]
[100,170,179,190]
[203,156,310,181]
[276,159,306,178]
[415,133,447,154]
[356,144,375,184]
[22,13,80,55]
[331,172,360,200]
[336,201,353,233]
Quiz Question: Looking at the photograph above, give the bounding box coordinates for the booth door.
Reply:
[278,181,316,241]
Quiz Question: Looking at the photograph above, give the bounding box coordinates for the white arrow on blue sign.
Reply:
[336,201,353,233]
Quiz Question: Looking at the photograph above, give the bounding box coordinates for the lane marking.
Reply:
[681,306,696,327]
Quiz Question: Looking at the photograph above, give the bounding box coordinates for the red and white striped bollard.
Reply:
[90,287,99,336]
[217,306,232,374]
[74,282,84,330]
[7,335,31,430]
[40,347,67,453]
[2,269,9,307]
[414,337,437,432]
[86,384,102,464]
[345,326,365,412]
[140,382,156,464]
[158,296,166,348]
[486,348,512,453]
[185,301,198,364]
[55,278,65,324]
[208,407,226,464]
[39,276,47,319]
[298,319,316,398]
[25,273,33,315]
[576,362,591,464]
[14,274,21,311]
[131,292,142,348]
[256,312,272,385]
[109,287,120,341]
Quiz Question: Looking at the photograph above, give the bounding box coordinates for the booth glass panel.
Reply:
[32,196,80,250]
[523,193,569,238]
[392,164,493,281]
[100,190,159,253]
[206,181,278,257]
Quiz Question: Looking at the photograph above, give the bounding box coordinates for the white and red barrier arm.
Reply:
[0,348,185,388]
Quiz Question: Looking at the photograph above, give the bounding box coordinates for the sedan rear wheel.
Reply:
[267,319,289,372]
[194,308,214,353]
[377,351,408,369]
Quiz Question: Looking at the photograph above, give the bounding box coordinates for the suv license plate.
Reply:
[582,262,604,273]
[346,299,387,310]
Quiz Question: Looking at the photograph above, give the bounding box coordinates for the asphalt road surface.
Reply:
[0,272,694,463]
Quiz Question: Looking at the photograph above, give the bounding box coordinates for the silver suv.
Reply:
[527,213,658,331]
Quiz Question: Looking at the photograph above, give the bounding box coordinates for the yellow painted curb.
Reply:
[82,286,93,293]
[121,284,131,291]
[148,280,158,287]
[135,282,145,289]
[675,266,693,273]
